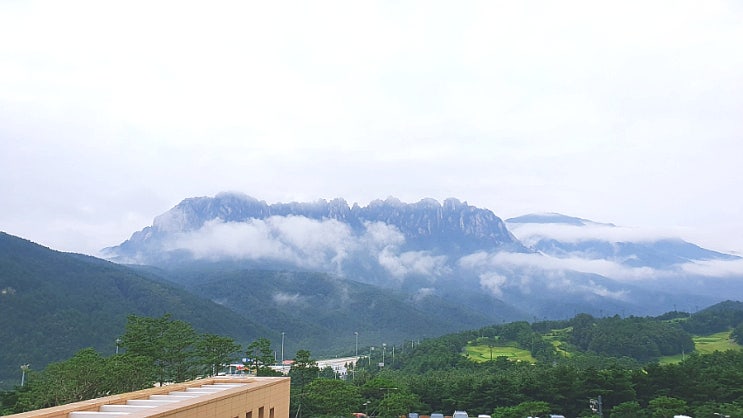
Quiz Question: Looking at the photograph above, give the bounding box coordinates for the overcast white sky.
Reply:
[1,0,742,257]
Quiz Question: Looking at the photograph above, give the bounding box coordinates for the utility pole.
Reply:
[590,395,603,418]
[20,364,29,386]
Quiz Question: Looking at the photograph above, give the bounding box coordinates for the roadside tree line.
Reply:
[0,314,279,414]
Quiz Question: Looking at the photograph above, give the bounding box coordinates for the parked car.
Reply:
[430,413,445,418]
[452,410,468,418]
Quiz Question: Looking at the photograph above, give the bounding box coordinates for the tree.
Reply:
[119,314,198,385]
[359,376,423,418]
[491,405,523,418]
[610,400,646,418]
[106,353,156,393]
[648,396,687,418]
[245,337,275,376]
[16,348,109,409]
[195,334,241,377]
[12,348,154,411]
[692,401,743,418]
[732,322,743,344]
[516,400,551,418]
[303,378,363,416]
[289,349,320,418]
[377,391,422,418]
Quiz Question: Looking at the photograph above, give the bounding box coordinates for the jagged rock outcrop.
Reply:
[104,192,525,264]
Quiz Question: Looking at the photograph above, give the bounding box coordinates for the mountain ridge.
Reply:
[104,192,525,265]
[102,193,743,323]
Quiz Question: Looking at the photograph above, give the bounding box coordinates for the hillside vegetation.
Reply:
[5,302,743,417]
[466,323,741,366]
[0,232,494,388]
[0,233,271,389]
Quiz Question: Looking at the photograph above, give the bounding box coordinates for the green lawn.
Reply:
[659,331,741,364]
[543,327,572,357]
[466,342,536,363]
[694,331,740,354]
[468,330,741,365]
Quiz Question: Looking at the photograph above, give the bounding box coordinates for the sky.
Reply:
[1,0,742,257]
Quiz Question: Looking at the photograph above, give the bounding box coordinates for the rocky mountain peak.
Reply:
[104,193,524,264]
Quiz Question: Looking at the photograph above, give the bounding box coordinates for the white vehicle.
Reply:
[452,410,468,418]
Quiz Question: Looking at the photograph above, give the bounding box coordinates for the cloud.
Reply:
[680,258,743,278]
[165,216,358,271]
[164,215,450,279]
[377,248,450,279]
[507,222,679,247]
[474,256,630,301]
[412,287,436,303]
[273,292,305,306]
[360,221,406,249]
[166,218,296,262]
[459,250,666,282]
[479,272,508,297]
[1,0,742,260]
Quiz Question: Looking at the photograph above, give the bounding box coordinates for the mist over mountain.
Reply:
[506,213,743,303]
[104,193,743,320]
[0,231,499,389]
[105,193,524,266]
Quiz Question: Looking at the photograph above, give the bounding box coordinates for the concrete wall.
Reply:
[4,377,290,418]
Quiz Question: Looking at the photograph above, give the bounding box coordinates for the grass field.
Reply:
[543,327,572,357]
[468,330,741,365]
[466,342,536,363]
[659,331,741,364]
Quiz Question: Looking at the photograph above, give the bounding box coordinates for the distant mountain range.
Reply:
[5,192,743,388]
[105,193,743,319]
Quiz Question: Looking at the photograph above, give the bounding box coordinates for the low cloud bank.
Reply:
[161,215,743,300]
[165,216,447,278]
[460,251,664,282]
[508,222,679,247]
[680,258,743,278]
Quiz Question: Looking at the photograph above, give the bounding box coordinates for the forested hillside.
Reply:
[0,233,271,389]
[162,266,500,353]
[0,231,503,389]
[4,302,743,417]
[338,306,743,417]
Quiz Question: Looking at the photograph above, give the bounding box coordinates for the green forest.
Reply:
[3,304,743,418]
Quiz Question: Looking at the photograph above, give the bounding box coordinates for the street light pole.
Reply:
[382,343,386,366]
[20,364,29,386]
[354,331,359,358]
[281,332,285,365]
